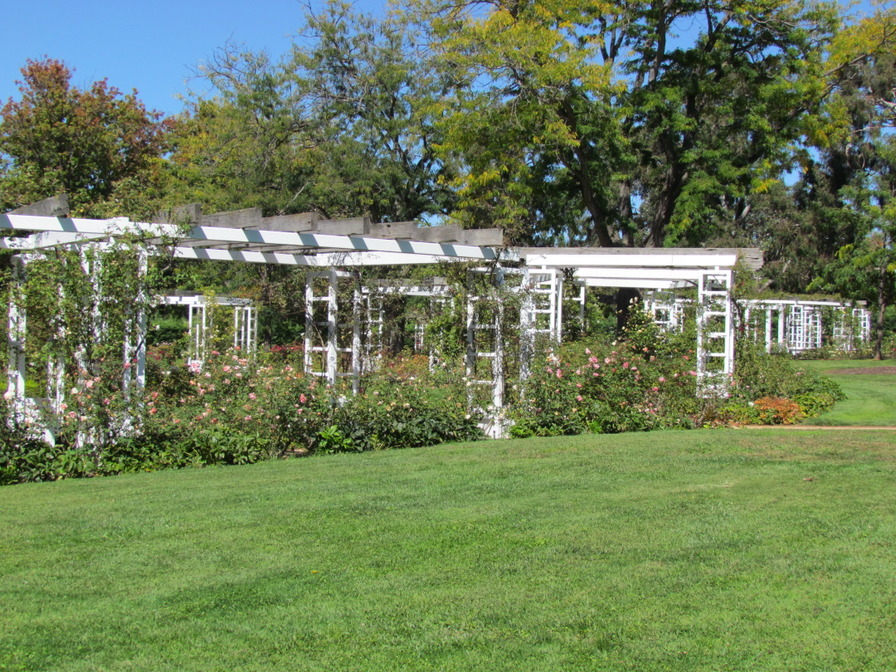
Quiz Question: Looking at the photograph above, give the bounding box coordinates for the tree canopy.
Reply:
[0,59,169,217]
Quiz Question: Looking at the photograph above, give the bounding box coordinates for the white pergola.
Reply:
[518,248,760,396]
[160,294,259,367]
[3,196,760,438]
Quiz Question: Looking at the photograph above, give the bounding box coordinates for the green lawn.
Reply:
[800,358,896,426]
[2,429,896,671]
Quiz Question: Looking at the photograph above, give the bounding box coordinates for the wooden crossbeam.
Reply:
[8,195,70,217]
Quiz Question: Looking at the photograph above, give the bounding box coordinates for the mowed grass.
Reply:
[3,430,896,671]
[800,358,896,426]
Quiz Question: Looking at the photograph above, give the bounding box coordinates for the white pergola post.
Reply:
[232,304,257,356]
[554,272,564,342]
[351,283,362,394]
[696,270,734,397]
[326,269,339,385]
[465,290,477,406]
[188,302,208,368]
[810,307,822,350]
[492,267,506,410]
[519,273,536,383]
[777,306,787,349]
[303,280,315,377]
[363,290,384,372]
[6,255,27,408]
[304,269,352,386]
[122,249,149,398]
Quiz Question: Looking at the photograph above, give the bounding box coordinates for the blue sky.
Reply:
[0,1,883,120]
[0,0,388,118]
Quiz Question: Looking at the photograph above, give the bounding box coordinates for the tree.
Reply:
[810,138,896,358]
[427,0,627,244]
[289,0,457,222]
[165,49,310,215]
[167,1,454,224]
[0,59,169,217]
[804,7,896,357]
[425,0,839,246]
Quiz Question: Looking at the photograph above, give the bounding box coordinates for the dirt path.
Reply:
[827,366,896,375]
[741,425,896,431]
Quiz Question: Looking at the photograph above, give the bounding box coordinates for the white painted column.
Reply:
[777,306,786,349]
[519,271,535,382]
[351,284,362,393]
[326,269,338,385]
[492,294,505,409]
[303,280,314,376]
[6,255,27,405]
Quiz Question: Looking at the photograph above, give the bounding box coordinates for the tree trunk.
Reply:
[875,262,887,360]
[559,99,614,247]
[573,143,614,247]
[616,287,642,334]
[649,162,687,247]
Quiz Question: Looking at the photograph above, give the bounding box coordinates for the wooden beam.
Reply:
[158,203,202,225]
[412,225,463,243]
[255,212,318,232]
[370,221,417,239]
[315,217,370,236]
[461,228,504,246]
[201,207,263,229]
[8,195,69,217]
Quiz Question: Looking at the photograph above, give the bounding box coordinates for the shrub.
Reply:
[325,365,482,452]
[509,327,702,438]
[0,413,62,484]
[792,392,838,418]
[0,397,101,483]
[732,342,844,403]
[752,396,804,425]
[717,343,845,425]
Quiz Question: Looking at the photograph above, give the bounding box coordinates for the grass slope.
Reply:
[2,430,896,671]
[800,358,896,426]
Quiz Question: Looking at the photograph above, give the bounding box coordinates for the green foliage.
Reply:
[165,1,454,223]
[315,425,356,454]
[792,392,839,418]
[0,402,58,485]
[425,0,837,246]
[291,1,457,222]
[330,379,482,452]
[1,346,483,483]
[509,323,701,437]
[731,341,845,403]
[146,316,188,347]
[718,342,845,425]
[0,58,168,217]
